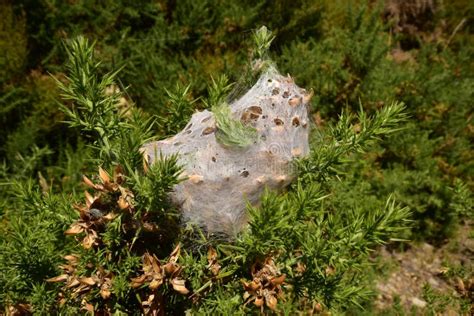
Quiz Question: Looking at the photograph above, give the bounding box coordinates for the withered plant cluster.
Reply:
[242,257,286,311]
[45,166,191,314]
[1,2,471,315]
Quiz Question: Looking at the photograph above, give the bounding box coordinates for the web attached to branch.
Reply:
[142,65,312,236]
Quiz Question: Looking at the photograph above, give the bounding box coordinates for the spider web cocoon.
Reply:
[141,67,311,236]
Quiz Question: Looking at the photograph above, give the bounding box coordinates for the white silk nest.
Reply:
[142,67,311,235]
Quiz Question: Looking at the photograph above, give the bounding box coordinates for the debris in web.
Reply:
[141,29,311,236]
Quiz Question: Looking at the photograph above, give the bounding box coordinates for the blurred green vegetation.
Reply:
[0,0,472,314]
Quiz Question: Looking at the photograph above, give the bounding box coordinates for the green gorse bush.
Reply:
[1,0,472,314]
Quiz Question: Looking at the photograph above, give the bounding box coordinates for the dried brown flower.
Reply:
[47,254,114,307]
[131,245,189,315]
[65,166,134,249]
[242,257,286,312]
[207,246,221,277]
[7,303,32,316]
[130,245,189,295]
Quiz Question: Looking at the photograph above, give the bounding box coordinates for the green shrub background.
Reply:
[0,0,472,314]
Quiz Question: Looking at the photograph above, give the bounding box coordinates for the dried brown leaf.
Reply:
[82,233,97,249]
[243,291,250,301]
[46,274,69,283]
[73,204,87,214]
[65,223,84,235]
[169,244,180,263]
[130,275,147,288]
[103,212,117,221]
[325,265,335,276]
[79,277,96,286]
[265,293,278,310]
[207,246,217,262]
[263,258,278,275]
[295,262,306,274]
[254,296,264,307]
[270,274,286,286]
[73,284,91,295]
[207,247,220,276]
[171,278,189,295]
[210,263,221,276]
[103,181,118,192]
[59,264,75,274]
[100,288,111,300]
[243,280,260,292]
[142,294,154,307]
[84,191,95,208]
[83,175,96,189]
[99,166,111,183]
[83,301,94,313]
[149,278,163,290]
[8,303,32,316]
[67,278,80,288]
[113,165,125,184]
[64,254,79,264]
[163,262,180,276]
[117,196,129,210]
[149,255,162,274]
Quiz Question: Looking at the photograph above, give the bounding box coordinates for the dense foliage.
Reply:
[1,0,472,314]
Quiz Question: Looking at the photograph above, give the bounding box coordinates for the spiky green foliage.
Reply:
[0,180,76,313]
[203,74,258,148]
[56,36,124,145]
[206,74,258,148]
[213,102,258,148]
[253,26,275,60]
[0,0,472,314]
[0,31,412,314]
[160,84,196,136]
[279,3,473,242]
[297,101,408,183]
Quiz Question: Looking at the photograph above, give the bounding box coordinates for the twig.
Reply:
[444,18,466,49]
